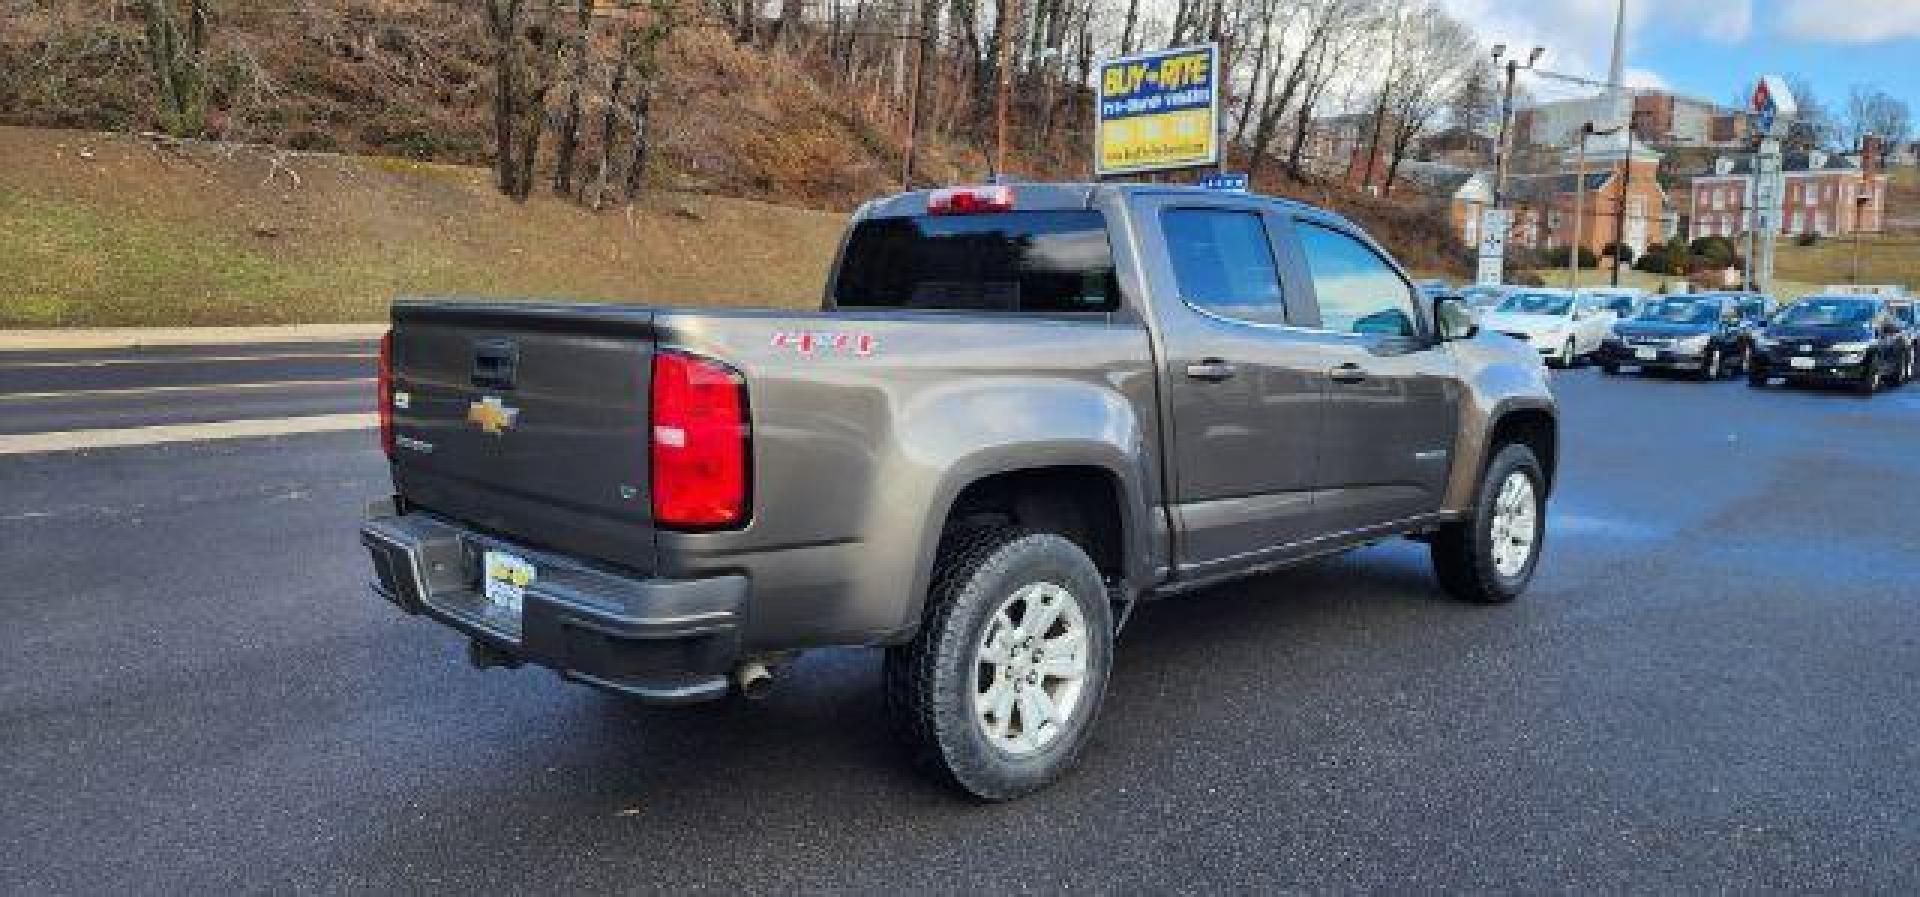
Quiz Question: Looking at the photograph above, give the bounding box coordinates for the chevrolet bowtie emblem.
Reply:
[466,395,519,435]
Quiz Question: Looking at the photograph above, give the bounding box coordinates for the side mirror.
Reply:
[1435,296,1479,342]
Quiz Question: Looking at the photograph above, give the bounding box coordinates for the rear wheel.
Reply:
[1431,443,1546,604]
[884,528,1113,801]
[1599,362,1620,375]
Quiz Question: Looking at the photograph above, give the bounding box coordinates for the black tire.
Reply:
[1430,443,1547,605]
[1696,347,1723,381]
[883,528,1114,801]
[1857,357,1881,396]
[1747,368,1768,388]
[1599,362,1620,375]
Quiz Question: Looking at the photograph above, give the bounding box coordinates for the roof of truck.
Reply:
[859,182,1343,223]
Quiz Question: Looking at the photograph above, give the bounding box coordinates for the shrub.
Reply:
[1797,231,1820,246]
[1635,247,1669,273]
[1602,241,1635,265]
[1690,236,1738,268]
[1543,245,1600,268]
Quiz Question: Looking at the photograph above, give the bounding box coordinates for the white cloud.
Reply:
[1778,1,1920,42]
[1623,67,1669,91]
[1436,0,1751,92]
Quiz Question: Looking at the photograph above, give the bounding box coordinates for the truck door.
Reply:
[1134,196,1341,572]
[1285,219,1461,534]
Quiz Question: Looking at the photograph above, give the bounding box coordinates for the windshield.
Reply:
[1774,298,1877,328]
[1496,292,1573,316]
[1636,299,1719,325]
[834,211,1118,312]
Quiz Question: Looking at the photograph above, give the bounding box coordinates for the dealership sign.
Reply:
[1095,44,1220,176]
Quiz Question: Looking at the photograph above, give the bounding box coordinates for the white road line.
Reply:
[0,377,374,401]
[0,352,375,369]
[0,413,377,455]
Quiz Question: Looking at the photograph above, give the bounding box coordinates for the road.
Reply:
[5,346,1920,892]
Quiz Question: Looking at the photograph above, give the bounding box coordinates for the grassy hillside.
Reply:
[0,127,844,327]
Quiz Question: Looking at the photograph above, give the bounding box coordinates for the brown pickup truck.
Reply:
[361,183,1557,799]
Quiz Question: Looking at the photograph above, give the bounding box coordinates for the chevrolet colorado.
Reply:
[360,183,1558,799]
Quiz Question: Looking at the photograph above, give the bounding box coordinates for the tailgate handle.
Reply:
[471,339,519,390]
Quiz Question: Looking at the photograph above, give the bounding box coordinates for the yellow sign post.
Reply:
[1095,44,1220,177]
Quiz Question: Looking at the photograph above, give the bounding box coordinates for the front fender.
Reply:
[1442,343,1557,513]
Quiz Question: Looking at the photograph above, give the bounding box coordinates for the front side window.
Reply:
[834,211,1118,312]
[1161,209,1287,326]
[1296,222,1418,337]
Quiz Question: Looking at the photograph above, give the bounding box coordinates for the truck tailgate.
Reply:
[387,302,659,574]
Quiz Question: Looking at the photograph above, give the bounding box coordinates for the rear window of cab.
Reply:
[833,211,1119,313]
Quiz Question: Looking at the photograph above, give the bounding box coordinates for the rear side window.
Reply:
[833,211,1118,312]
[1161,208,1288,326]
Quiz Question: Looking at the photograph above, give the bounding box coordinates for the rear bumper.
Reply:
[361,508,746,704]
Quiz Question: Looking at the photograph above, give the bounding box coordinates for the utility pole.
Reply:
[1569,121,1621,289]
[1611,122,1636,287]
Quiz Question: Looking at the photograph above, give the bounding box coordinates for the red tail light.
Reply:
[377,331,394,458]
[928,185,1015,215]
[650,350,750,529]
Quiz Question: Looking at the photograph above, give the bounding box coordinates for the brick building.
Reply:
[1504,136,1674,257]
[1688,145,1891,240]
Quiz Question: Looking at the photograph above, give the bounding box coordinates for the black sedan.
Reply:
[1597,295,1750,381]
[1748,295,1912,395]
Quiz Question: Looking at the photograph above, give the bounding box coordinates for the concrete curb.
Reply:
[0,324,387,351]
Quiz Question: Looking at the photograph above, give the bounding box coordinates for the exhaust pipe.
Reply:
[733,661,774,700]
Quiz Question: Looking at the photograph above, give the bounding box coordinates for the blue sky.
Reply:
[1440,0,1920,131]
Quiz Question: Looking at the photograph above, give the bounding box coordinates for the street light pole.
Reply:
[1491,45,1543,208]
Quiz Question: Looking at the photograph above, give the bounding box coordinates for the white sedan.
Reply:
[1480,289,1617,368]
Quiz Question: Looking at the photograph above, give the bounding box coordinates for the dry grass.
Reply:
[0,127,844,327]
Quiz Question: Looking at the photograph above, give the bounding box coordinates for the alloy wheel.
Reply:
[1488,471,1539,579]
[973,582,1090,756]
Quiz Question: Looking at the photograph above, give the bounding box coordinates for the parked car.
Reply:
[1578,287,1652,331]
[1748,294,1911,394]
[1596,295,1749,380]
[359,183,1559,800]
[1458,284,1519,323]
[1479,288,1616,368]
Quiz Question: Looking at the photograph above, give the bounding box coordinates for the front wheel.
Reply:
[884,528,1114,801]
[1430,443,1546,604]
[1697,347,1724,381]
[1857,358,1882,396]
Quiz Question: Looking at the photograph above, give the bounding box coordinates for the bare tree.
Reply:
[1377,6,1473,195]
[1841,85,1913,150]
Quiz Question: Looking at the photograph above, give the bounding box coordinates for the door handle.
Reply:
[1328,363,1369,384]
[1184,359,1239,382]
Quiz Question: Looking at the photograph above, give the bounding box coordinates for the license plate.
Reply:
[1635,348,1658,360]
[1789,357,1816,369]
[482,550,534,617]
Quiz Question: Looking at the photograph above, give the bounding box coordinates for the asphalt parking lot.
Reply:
[5,349,1920,892]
